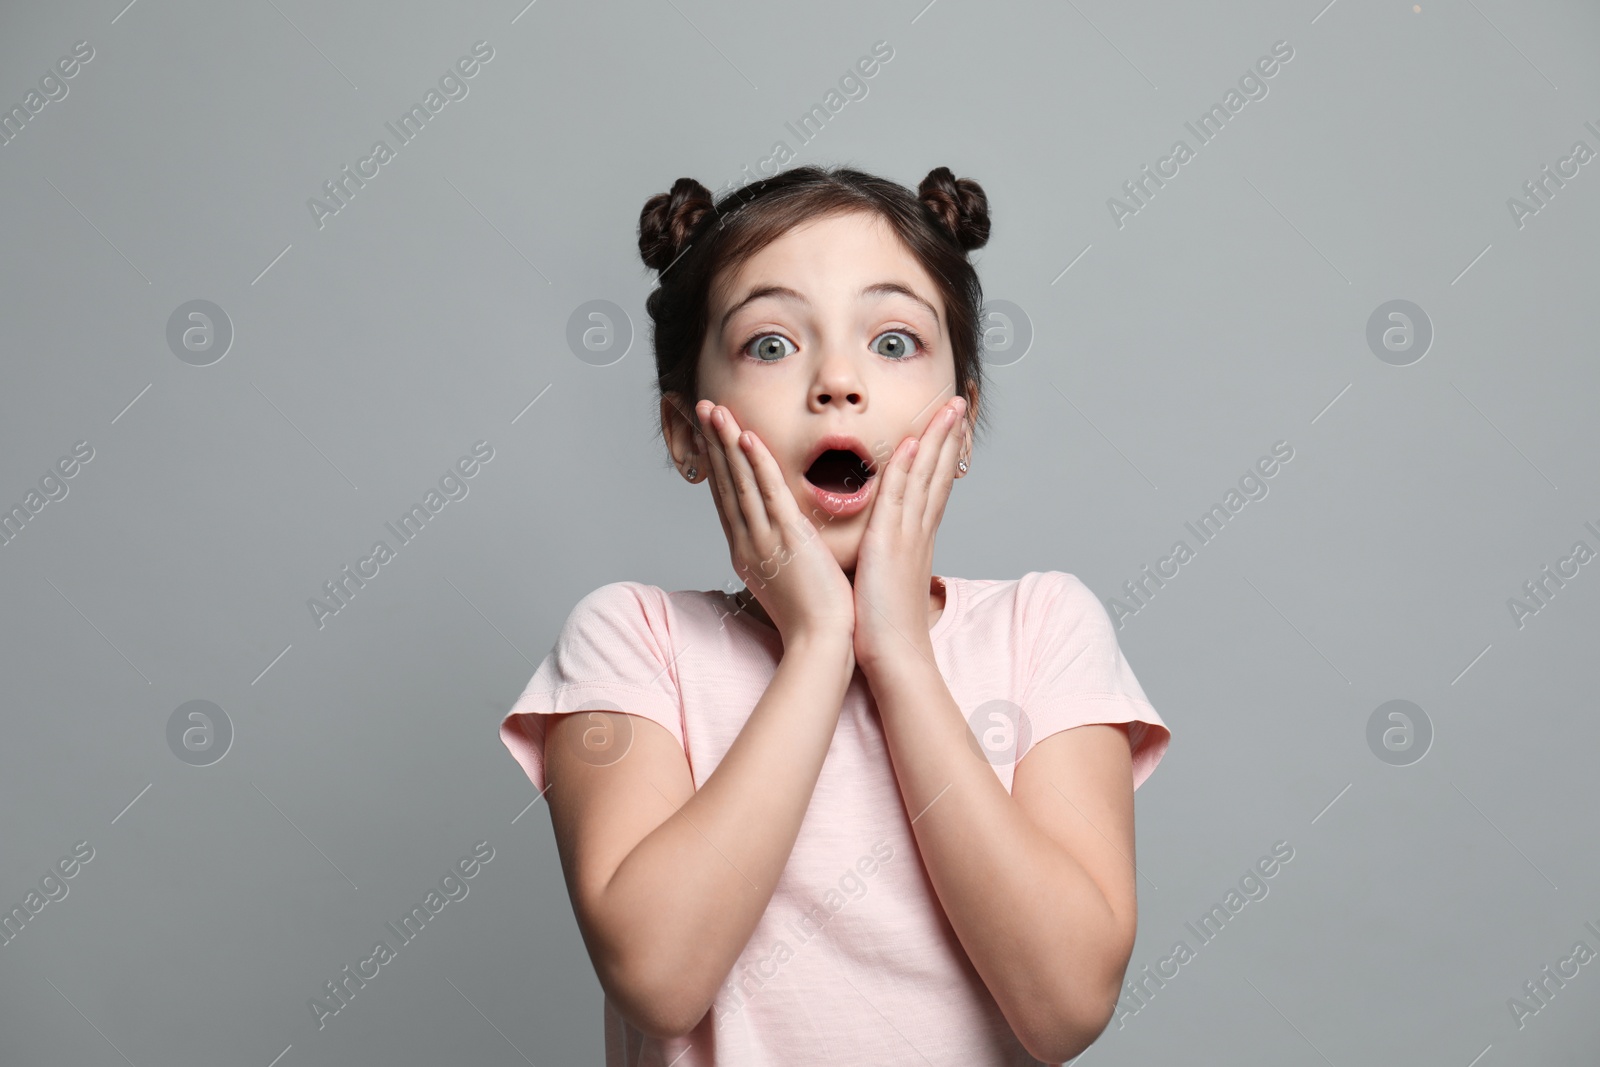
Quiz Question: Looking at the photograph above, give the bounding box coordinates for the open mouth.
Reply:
[803,448,875,495]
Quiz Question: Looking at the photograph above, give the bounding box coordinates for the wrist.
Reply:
[857,642,937,683]
[781,629,856,672]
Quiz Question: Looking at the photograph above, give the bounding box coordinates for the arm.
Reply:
[544,632,855,1039]
[863,653,1138,1063]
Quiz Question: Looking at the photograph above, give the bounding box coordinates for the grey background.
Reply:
[2,0,1597,1063]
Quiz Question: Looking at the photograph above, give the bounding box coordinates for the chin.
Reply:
[820,529,862,577]
[782,482,869,576]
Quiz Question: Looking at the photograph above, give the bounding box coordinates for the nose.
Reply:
[808,343,864,411]
[811,385,862,408]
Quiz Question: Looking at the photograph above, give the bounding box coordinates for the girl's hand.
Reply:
[851,395,968,673]
[694,399,858,650]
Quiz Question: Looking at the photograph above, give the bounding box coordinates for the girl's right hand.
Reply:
[694,399,858,650]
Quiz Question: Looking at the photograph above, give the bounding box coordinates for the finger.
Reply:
[872,434,918,528]
[922,406,966,532]
[695,430,736,547]
[733,429,779,547]
[714,405,774,547]
[738,425,809,544]
[699,403,748,544]
[694,398,735,469]
[904,398,962,523]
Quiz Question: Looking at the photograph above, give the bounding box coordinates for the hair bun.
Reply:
[918,167,989,253]
[638,177,716,274]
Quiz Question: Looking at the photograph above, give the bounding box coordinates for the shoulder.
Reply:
[554,581,673,640]
[573,579,665,605]
[943,571,1114,649]
[988,571,1123,655]
[1023,570,1104,615]
[568,579,661,613]
[944,570,1101,616]
[1017,569,1092,599]
[562,581,730,637]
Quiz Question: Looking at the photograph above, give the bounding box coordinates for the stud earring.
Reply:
[685,465,698,480]
[957,460,969,473]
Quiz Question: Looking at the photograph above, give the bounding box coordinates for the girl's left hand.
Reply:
[852,394,969,673]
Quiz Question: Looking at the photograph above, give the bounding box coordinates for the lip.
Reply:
[808,470,878,516]
[800,433,878,517]
[800,434,878,474]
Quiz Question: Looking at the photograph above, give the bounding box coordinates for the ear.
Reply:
[961,383,980,429]
[660,392,704,479]
[957,384,979,474]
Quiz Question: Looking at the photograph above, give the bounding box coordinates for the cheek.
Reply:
[712,380,779,429]
[896,408,939,444]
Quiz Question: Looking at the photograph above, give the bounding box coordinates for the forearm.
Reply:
[603,633,855,1036]
[865,654,1125,1059]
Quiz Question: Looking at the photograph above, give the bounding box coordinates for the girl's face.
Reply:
[672,209,974,577]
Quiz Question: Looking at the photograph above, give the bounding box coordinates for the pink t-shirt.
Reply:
[500,570,1172,1066]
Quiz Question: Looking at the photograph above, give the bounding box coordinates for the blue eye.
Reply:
[744,333,795,362]
[740,329,927,363]
[872,329,926,360]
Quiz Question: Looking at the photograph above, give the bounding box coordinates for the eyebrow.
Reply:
[718,282,941,336]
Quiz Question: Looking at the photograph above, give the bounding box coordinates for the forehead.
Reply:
[710,210,942,317]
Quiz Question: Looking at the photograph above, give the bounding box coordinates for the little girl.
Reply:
[500,164,1172,1066]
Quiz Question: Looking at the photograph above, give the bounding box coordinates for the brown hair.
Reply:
[637,164,992,456]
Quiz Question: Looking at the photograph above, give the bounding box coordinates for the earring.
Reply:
[957,460,969,473]
[685,465,698,480]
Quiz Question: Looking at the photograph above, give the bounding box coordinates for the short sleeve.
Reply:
[499,581,686,794]
[1019,571,1172,790]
